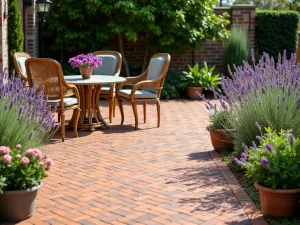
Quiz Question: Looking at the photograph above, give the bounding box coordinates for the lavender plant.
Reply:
[202,50,300,153]
[0,69,58,149]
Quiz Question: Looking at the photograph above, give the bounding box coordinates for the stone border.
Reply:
[209,151,268,225]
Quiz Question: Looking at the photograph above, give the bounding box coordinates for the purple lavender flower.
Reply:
[233,157,245,166]
[265,143,273,152]
[252,141,257,150]
[255,122,261,132]
[256,136,264,141]
[261,157,269,167]
[241,152,247,160]
[290,134,294,146]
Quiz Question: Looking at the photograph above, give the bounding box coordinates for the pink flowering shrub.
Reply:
[68,53,102,69]
[0,144,54,193]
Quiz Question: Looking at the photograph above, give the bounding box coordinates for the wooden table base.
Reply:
[76,84,108,131]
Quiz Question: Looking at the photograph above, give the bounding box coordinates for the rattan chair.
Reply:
[25,58,81,142]
[13,52,31,86]
[92,51,122,123]
[116,53,171,129]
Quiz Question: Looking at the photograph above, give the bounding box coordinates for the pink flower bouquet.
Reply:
[68,53,102,69]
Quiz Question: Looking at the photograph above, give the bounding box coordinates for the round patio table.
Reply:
[64,75,126,131]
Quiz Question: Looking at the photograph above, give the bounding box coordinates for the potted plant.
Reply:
[180,62,221,99]
[235,126,300,218]
[207,108,233,151]
[68,53,103,79]
[0,145,54,222]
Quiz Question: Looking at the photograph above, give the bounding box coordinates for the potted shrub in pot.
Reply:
[235,126,300,219]
[180,62,221,99]
[0,145,54,221]
[207,109,233,151]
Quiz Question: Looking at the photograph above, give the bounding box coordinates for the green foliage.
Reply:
[241,128,300,189]
[0,146,54,193]
[222,27,249,76]
[208,109,233,130]
[161,71,183,100]
[46,0,230,75]
[180,62,221,91]
[8,0,24,72]
[255,11,300,60]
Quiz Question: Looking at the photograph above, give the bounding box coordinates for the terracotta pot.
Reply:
[186,86,203,100]
[0,183,42,222]
[79,66,94,79]
[207,127,233,151]
[255,182,300,218]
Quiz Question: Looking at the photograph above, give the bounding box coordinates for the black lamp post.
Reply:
[36,0,52,57]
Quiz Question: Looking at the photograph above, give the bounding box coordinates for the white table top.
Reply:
[64,75,126,85]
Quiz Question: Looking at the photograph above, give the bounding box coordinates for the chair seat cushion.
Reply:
[47,97,78,107]
[101,86,113,94]
[119,89,157,99]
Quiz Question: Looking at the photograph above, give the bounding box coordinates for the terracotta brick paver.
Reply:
[1,100,267,225]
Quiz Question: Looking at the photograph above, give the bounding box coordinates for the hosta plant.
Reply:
[0,144,54,193]
[235,126,300,189]
[0,69,58,149]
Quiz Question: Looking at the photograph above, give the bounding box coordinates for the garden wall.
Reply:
[109,5,256,74]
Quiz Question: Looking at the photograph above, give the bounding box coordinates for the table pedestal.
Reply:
[75,84,108,131]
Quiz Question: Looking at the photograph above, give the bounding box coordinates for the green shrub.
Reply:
[222,27,249,76]
[161,71,183,99]
[8,0,24,72]
[255,11,300,60]
[180,62,221,91]
[235,127,300,189]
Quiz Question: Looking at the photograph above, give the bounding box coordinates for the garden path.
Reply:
[1,100,267,225]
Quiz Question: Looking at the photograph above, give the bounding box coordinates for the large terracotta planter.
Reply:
[79,66,94,79]
[255,182,300,218]
[186,86,203,100]
[0,183,42,222]
[207,127,233,151]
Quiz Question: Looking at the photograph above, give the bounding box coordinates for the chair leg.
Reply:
[157,100,160,127]
[132,103,138,130]
[73,108,81,138]
[113,95,117,117]
[109,98,113,123]
[60,112,65,142]
[143,102,146,123]
[58,113,60,123]
[118,99,124,125]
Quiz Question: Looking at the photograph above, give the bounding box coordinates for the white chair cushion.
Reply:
[17,56,28,77]
[119,89,157,99]
[47,97,78,107]
[93,55,118,76]
[100,86,112,94]
[146,57,166,80]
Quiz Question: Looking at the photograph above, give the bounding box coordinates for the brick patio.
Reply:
[1,100,267,225]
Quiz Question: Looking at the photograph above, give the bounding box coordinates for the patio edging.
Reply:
[209,151,268,225]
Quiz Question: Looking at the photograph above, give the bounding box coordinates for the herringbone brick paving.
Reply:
[1,100,267,225]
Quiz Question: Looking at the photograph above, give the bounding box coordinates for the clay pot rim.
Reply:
[206,126,234,132]
[186,86,203,89]
[255,182,300,194]
[1,183,43,195]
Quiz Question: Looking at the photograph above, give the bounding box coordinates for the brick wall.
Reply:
[24,0,38,57]
[109,4,256,74]
[0,0,8,73]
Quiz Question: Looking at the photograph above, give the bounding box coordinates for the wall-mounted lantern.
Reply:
[3,0,8,18]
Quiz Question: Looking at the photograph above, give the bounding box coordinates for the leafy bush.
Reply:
[235,127,300,189]
[222,27,249,76]
[255,11,300,60]
[208,109,233,130]
[0,145,54,192]
[8,0,24,72]
[203,51,300,153]
[0,69,58,149]
[180,62,221,91]
[161,71,183,99]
